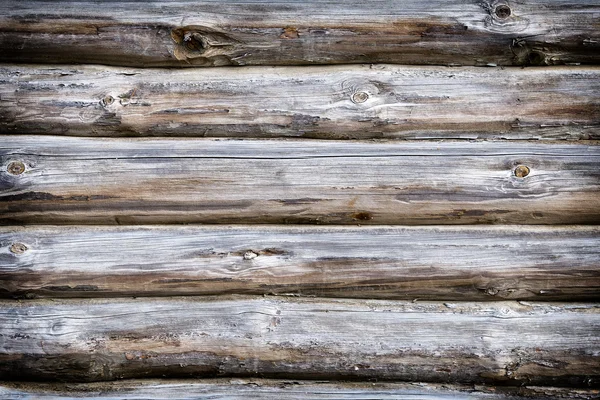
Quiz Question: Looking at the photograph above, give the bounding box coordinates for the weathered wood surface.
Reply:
[2,380,598,400]
[0,297,598,385]
[1,65,599,140]
[1,137,599,225]
[1,1,599,67]
[1,225,599,301]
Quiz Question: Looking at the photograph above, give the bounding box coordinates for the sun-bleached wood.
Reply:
[1,137,599,225]
[1,380,597,400]
[1,225,598,301]
[1,65,599,139]
[0,297,598,385]
[0,1,598,67]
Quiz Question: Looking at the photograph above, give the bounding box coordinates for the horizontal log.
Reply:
[1,225,598,301]
[0,297,598,385]
[1,137,599,225]
[0,1,598,67]
[1,65,599,140]
[1,380,598,399]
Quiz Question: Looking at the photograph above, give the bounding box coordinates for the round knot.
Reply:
[101,95,114,107]
[7,161,25,175]
[351,91,369,104]
[494,4,511,19]
[514,165,530,178]
[10,243,28,255]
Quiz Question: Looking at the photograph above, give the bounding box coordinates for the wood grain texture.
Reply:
[2,380,598,400]
[1,64,599,140]
[1,137,599,225]
[1,225,599,301]
[0,297,598,385]
[0,1,599,67]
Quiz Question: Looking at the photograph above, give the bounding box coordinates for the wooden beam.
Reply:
[1,225,598,301]
[1,137,599,225]
[1,65,599,139]
[0,297,598,385]
[1,379,598,399]
[0,1,598,67]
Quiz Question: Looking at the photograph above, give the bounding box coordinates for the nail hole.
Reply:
[351,92,369,104]
[10,243,28,255]
[494,5,511,19]
[7,161,25,175]
[514,165,530,178]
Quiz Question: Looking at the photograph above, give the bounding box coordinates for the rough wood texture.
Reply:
[1,65,599,140]
[0,297,598,385]
[0,1,599,67]
[2,380,598,400]
[1,225,599,301]
[1,137,599,225]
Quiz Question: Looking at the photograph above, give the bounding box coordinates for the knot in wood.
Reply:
[528,51,546,66]
[280,27,299,39]
[6,161,25,175]
[352,211,373,221]
[494,4,511,19]
[10,243,28,255]
[514,165,530,178]
[243,250,258,260]
[183,32,205,51]
[351,91,369,104]
[101,95,114,107]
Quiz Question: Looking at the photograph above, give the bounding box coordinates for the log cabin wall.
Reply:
[0,1,599,398]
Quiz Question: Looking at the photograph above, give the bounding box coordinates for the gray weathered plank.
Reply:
[1,137,599,225]
[1,65,599,140]
[0,1,599,67]
[1,225,598,301]
[1,380,597,399]
[0,297,598,385]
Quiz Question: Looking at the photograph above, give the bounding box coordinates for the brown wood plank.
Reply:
[1,379,598,399]
[1,225,598,301]
[0,297,598,385]
[1,137,599,225]
[1,65,599,139]
[0,1,598,67]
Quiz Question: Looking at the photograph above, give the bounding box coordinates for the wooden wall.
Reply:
[0,1,599,398]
